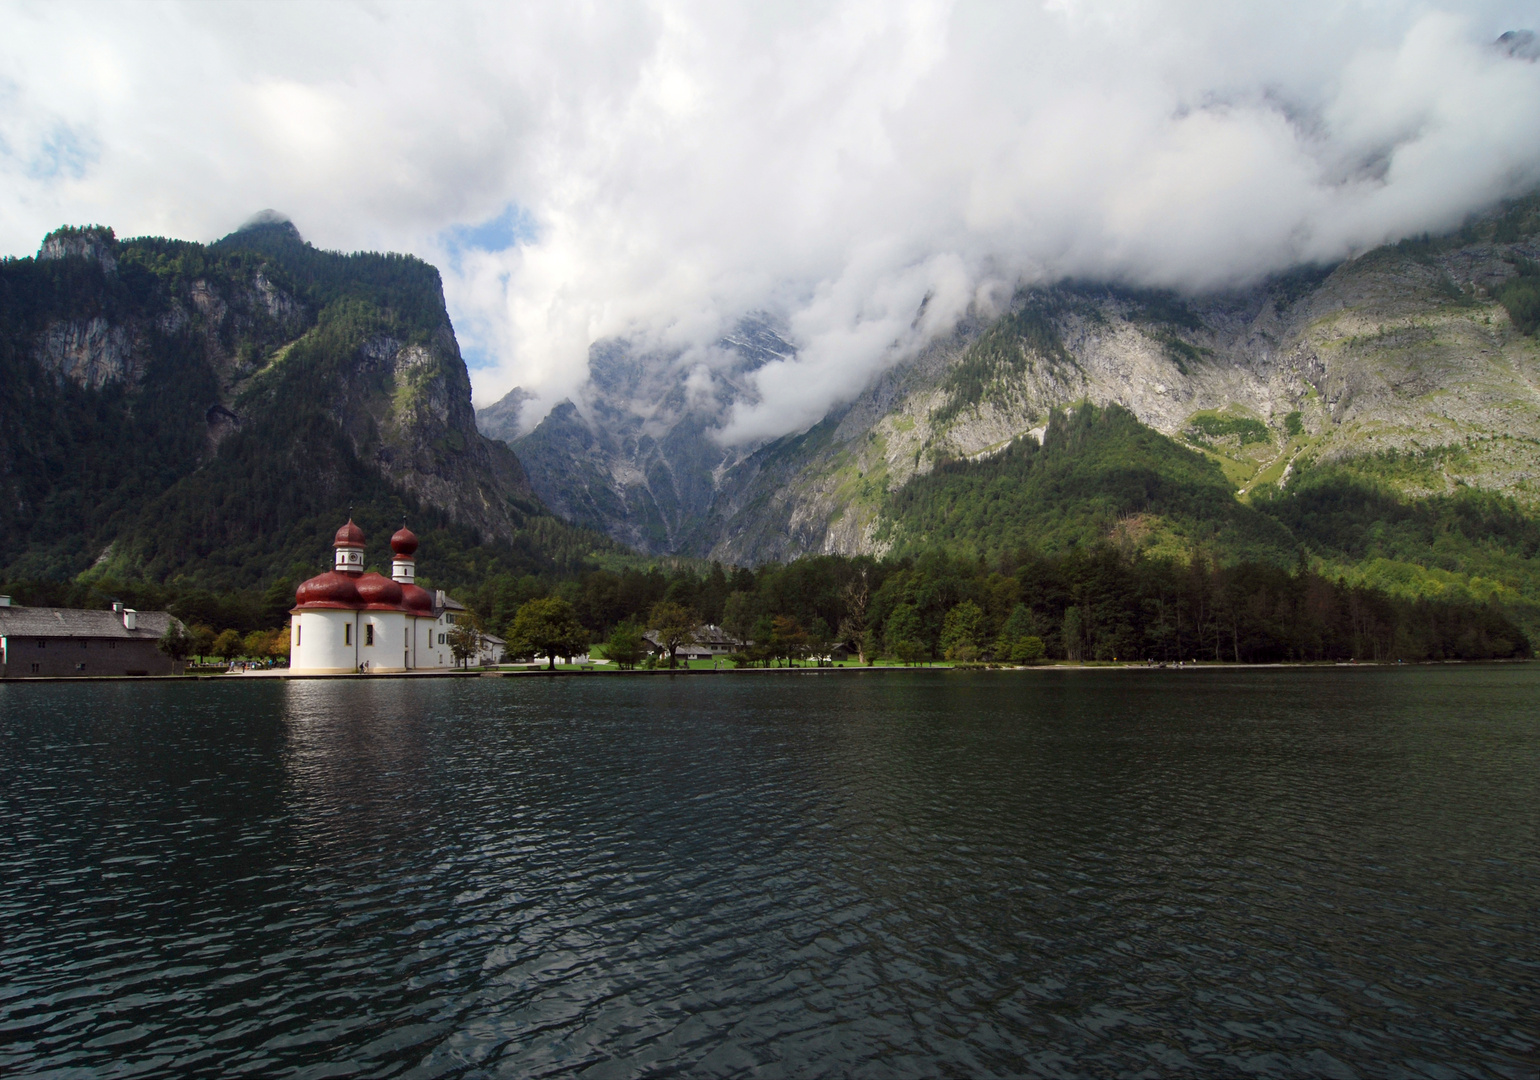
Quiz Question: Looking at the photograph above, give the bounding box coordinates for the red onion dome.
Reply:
[294,570,363,609]
[334,518,366,548]
[400,583,434,614]
[356,573,404,609]
[390,526,419,556]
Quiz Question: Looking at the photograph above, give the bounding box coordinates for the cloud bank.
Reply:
[2,2,1538,443]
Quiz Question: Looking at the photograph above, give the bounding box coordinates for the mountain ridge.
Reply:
[480,193,1540,567]
[0,217,613,594]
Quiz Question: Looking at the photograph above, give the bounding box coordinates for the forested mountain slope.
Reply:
[483,195,1540,572]
[697,196,1540,566]
[0,217,613,596]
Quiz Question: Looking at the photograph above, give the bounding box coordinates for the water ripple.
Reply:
[0,668,1536,1077]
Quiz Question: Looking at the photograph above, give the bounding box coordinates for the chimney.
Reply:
[122,608,137,630]
[112,601,123,614]
[0,595,11,607]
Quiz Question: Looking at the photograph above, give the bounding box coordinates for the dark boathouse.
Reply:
[0,599,186,678]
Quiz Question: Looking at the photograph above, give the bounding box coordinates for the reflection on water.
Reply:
[1,668,1536,1077]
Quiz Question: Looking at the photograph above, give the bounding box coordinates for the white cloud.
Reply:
[1,1,1537,443]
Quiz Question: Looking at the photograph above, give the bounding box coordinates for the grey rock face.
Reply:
[38,227,117,274]
[336,330,535,544]
[475,387,532,444]
[694,233,1540,565]
[483,210,1540,565]
[1497,29,1538,60]
[34,318,139,389]
[480,316,794,553]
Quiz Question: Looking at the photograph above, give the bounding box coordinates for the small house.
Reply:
[0,598,186,678]
[643,623,745,662]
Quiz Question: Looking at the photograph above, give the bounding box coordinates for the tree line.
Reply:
[486,544,1530,666]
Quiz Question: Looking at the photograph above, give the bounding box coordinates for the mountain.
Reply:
[480,316,795,553]
[0,217,613,595]
[484,194,1540,570]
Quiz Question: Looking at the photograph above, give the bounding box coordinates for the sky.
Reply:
[2,1,1538,443]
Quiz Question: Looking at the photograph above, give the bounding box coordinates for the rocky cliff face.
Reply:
[1,218,574,587]
[33,316,140,390]
[480,316,794,553]
[481,197,1540,565]
[319,327,535,542]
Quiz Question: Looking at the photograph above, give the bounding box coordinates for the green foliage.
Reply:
[1151,332,1212,374]
[1284,411,1304,438]
[602,622,646,669]
[156,620,192,661]
[1250,463,1540,636]
[881,403,1295,562]
[940,600,984,659]
[0,218,615,608]
[648,599,699,667]
[933,296,1071,424]
[1496,259,1540,335]
[1186,411,1272,447]
[623,543,1527,664]
[870,404,1540,650]
[506,596,588,669]
[1010,636,1046,663]
[212,628,242,660]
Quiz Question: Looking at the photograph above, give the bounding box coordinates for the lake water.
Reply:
[1,668,1536,1078]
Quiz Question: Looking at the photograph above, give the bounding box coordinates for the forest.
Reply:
[4,216,1537,668]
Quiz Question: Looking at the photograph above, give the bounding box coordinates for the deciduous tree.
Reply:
[508,597,588,670]
[604,622,646,669]
[648,601,699,668]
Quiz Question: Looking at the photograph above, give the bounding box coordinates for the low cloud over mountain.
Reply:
[3,2,1538,442]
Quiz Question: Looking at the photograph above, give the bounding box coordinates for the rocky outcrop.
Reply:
[6,218,560,585]
[38,226,117,274]
[690,227,1540,565]
[339,330,536,544]
[33,318,139,389]
[486,317,794,553]
[475,386,531,444]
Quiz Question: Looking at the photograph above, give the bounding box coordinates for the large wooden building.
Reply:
[0,599,185,678]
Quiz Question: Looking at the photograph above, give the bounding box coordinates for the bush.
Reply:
[1010,635,1046,663]
[212,628,242,660]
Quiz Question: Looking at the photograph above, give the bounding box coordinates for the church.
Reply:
[288,519,463,674]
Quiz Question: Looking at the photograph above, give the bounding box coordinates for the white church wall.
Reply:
[292,611,358,674]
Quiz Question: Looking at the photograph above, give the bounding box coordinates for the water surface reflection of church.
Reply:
[289,520,464,674]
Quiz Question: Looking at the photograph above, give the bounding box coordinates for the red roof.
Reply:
[293,570,363,610]
[390,526,419,556]
[334,518,365,548]
[356,572,404,610]
[293,519,437,615]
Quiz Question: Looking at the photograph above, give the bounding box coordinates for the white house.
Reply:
[642,623,744,662]
[288,520,465,674]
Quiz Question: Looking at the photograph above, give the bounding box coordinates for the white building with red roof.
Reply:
[289,520,460,674]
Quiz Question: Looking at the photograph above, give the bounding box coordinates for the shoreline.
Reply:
[1,657,1530,684]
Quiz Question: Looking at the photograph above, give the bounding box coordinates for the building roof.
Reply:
[390,526,419,556]
[0,607,179,640]
[643,624,745,650]
[334,518,365,548]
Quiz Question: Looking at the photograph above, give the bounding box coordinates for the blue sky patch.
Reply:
[27,124,96,181]
[441,203,537,261]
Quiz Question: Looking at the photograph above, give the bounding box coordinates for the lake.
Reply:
[1,667,1536,1077]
